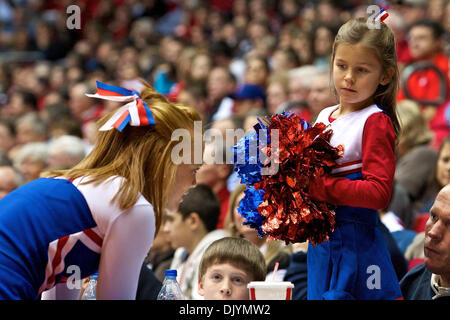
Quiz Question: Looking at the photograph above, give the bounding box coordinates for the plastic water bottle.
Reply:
[157,269,184,300]
[81,273,98,300]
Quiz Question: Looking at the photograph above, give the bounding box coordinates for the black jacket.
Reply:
[400,263,450,300]
[136,263,162,300]
[283,251,308,300]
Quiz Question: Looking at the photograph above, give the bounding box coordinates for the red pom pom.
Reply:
[257,114,343,245]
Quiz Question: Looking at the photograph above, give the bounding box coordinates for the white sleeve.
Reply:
[96,204,155,300]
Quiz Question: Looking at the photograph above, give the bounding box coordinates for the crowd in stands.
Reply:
[0,0,449,300]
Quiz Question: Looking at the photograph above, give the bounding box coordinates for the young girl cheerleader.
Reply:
[307,14,404,300]
[0,81,202,299]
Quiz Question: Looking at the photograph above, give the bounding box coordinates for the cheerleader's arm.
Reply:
[95,204,155,300]
[309,112,396,210]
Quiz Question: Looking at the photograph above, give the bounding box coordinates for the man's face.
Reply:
[424,188,450,278]
[289,78,309,102]
[19,157,45,182]
[408,26,440,60]
[307,74,337,116]
[69,85,92,117]
[234,99,257,117]
[207,68,233,101]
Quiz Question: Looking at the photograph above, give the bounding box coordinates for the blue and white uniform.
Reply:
[0,176,155,300]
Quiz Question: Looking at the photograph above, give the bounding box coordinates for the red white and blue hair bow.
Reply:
[86,81,155,131]
[374,8,389,23]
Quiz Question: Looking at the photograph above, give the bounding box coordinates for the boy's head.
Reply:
[164,184,220,252]
[198,237,266,300]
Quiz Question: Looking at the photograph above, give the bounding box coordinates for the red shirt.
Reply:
[215,186,230,229]
[309,112,396,210]
[398,52,449,103]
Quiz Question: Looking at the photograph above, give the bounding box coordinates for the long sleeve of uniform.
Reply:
[309,112,396,210]
[95,204,155,300]
[72,176,155,300]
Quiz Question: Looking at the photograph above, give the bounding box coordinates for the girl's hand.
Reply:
[292,241,308,253]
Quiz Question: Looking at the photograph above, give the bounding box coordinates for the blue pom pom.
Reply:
[232,121,270,237]
[237,186,266,237]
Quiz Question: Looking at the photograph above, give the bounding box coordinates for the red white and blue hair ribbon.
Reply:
[86,81,155,132]
[374,8,389,23]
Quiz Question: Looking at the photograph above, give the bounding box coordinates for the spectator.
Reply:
[275,100,311,121]
[316,0,342,28]
[15,113,47,146]
[177,84,209,121]
[399,19,449,149]
[0,119,15,153]
[230,83,266,118]
[198,237,266,300]
[398,0,429,26]
[46,135,86,170]
[271,47,300,73]
[306,68,338,122]
[209,116,245,144]
[394,100,437,228]
[69,82,104,126]
[42,103,83,139]
[288,65,318,103]
[243,108,270,132]
[0,165,26,199]
[385,9,413,66]
[266,72,290,115]
[13,142,48,182]
[400,184,450,300]
[415,135,450,215]
[9,112,47,161]
[283,241,308,300]
[164,184,227,299]
[312,24,337,68]
[189,52,212,85]
[196,142,233,229]
[244,56,270,88]
[3,89,37,120]
[290,27,314,66]
[404,231,426,270]
[208,66,237,122]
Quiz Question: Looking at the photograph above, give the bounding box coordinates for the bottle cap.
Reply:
[91,272,98,280]
[165,269,177,277]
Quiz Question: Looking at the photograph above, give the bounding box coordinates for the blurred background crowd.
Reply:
[0,0,449,299]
